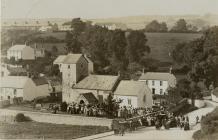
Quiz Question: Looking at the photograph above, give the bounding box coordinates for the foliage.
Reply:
[145,20,168,32]
[193,107,218,140]
[49,64,61,77]
[172,26,218,87]
[15,113,31,122]
[170,19,198,33]
[103,93,120,118]
[60,102,68,112]
[166,87,183,105]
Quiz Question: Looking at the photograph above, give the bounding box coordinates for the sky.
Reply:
[1,0,218,19]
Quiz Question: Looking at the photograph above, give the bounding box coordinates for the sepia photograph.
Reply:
[0,0,218,139]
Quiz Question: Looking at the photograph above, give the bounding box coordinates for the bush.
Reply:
[60,102,67,112]
[15,113,31,122]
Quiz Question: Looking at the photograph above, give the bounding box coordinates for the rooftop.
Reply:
[8,45,30,51]
[73,75,119,91]
[53,55,67,64]
[139,72,176,87]
[114,80,151,96]
[0,76,29,88]
[32,77,48,86]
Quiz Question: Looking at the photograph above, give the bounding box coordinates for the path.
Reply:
[96,100,218,140]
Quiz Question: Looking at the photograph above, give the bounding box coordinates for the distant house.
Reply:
[38,26,52,32]
[138,72,176,95]
[69,75,120,104]
[114,80,152,108]
[0,76,49,103]
[7,44,35,60]
[32,44,45,58]
[211,87,218,102]
[59,25,73,31]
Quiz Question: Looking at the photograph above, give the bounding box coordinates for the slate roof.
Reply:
[73,75,119,91]
[80,92,98,104]
[114,80,151,96]
[53,55,67,64]
[139,72,176,87]
[0,76,29,88]
[8,45,29,51]
[32,77,48,86]
[62,54,83,64]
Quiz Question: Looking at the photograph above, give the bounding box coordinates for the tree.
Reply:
[145,20,168,32]
[126,30,150,63]
[71,18,86,34]
[52,23,59,31]
[49,64,61,77]
[166,87,183,105]
[170,19,188,33]
[52,45,58,56]
[104,93,120,118]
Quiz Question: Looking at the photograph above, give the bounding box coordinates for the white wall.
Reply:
[22,47,35,60]
[35,84,50,97]
[114,95,138,108]
[0,88,23,100]
[7,50,22,60]
[212,94,218,103]
[139,79,169,95]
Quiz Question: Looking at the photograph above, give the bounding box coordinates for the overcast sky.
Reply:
[2,0,218,19]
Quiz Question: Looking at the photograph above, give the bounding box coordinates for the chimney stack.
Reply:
[12,42,14,46]
[169,66,173,74]
[142,68,145,74]
[118,71,121,77]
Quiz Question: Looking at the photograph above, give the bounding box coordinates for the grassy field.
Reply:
[145,32,202,62]
[0,121,109,139]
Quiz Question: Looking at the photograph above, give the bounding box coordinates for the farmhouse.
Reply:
[0,76,49,103]
[69,75,120,103]
[138,72,176,95]
[114,80,152,108]
[7,44,35,60]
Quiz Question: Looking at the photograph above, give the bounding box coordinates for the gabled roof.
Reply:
[139,72,176,87]
[53,55,67,64]
[80,92,98,104]
[0,76,29,88]
[73,75,119,91]
[62,54,83,64]
[114,80,151,96]
[32,77,48,86]
[8,45,30,51]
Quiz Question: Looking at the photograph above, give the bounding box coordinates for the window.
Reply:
[160,89,163,95]
[152,81,155,86]
[14,89,17,96]
[128,99,131,105]
[152,88,155,94]
[81,64,83,68]
[160,81,163,86]
[143,95,146,102]
[68,65,70,69]
[8,96,10,100]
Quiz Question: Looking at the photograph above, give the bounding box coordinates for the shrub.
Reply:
[60,102,67,112]
[15,113,31,122]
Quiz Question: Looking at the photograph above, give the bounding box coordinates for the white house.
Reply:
[7,44,35,60]
[59,25,73,31]
[138,72,176,95]
[70,75,120,104]
[114,80,152,108]
[211,87,218,102]
[32,44,45,58]
[0,76,49,103]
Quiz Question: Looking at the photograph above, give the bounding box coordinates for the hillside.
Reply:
[145,32,202,62]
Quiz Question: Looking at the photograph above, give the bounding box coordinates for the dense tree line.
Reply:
[65,18,151,78]
[170,26,218,104]
[145,19,198,33]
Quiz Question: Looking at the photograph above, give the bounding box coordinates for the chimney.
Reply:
[35,43,37,49]
[12,42,14,46]
[142,68,145,74]
[169,66,173,74]
[118,71,121,77]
